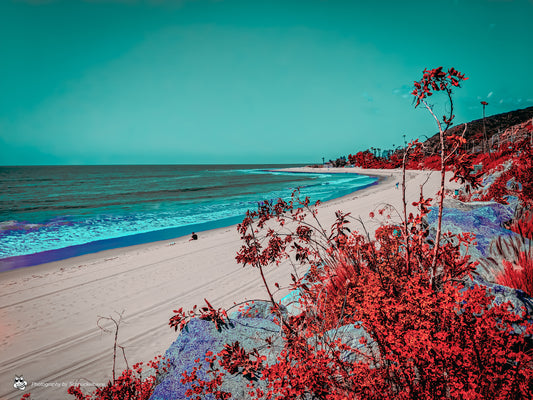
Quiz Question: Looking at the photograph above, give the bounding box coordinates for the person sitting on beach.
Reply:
[189,232,198,241]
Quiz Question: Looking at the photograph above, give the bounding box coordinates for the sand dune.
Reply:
[0,168,459,399]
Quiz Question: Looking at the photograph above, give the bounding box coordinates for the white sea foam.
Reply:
[0,166,376,259]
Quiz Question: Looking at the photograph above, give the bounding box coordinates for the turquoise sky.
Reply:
[1,0,532,165]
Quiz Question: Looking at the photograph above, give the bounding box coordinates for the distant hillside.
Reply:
[328,106,533,167]
[422,105,533,153]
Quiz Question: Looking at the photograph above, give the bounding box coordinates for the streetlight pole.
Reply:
[481,101,488,153]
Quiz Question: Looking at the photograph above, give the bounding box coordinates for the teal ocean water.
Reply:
[0,165,377,270]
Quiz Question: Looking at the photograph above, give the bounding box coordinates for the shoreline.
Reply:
[0,168,380,273]
[0,167,458,400]
[0,168,386,278]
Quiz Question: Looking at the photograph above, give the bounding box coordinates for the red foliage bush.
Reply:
[66,356,167,400]
[170,298,229,332]
[420,154,440,170]
[497,254,533,298]
[478,135,533,205]
[508,210,533,240]
[348,151,380,169]
[495,211,533,297]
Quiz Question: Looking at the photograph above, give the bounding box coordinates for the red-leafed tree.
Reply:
[412,67,469,286]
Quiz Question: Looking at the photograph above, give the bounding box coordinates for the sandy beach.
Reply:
[0,168,460,400]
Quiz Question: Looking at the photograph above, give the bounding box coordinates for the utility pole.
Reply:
[481,101,488,153]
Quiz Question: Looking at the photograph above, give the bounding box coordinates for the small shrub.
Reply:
[67,357,168,400]
[496,255,533,297]
[495,211,533,296]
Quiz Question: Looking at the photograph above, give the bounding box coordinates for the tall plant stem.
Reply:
[434,127,446,280]
[402,143,413,274]
[259,264,276,307]
[420,98,450,285]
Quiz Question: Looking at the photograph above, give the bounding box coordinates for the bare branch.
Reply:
[97,311,126,384]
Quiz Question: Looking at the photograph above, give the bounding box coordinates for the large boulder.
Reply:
[466,275,533,318]
[149,302,284,400]
[426,198,533,328]
[426,198,519,276]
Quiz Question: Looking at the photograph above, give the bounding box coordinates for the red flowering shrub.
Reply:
[66,357,168,400]
[479,135,533,205]
[420,154,440,170]
[348,151,379,168]
[497,255,533,298]
[494,211,533,297]
[21,357,168,400]
[170,298,229,332]
[180,350,232,400]
[508,210,533,240]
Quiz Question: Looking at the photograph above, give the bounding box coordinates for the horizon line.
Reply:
[0,162,313,167]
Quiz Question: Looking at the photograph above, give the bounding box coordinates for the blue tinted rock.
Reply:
[426,199,517,260]
[150,305,283,400]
